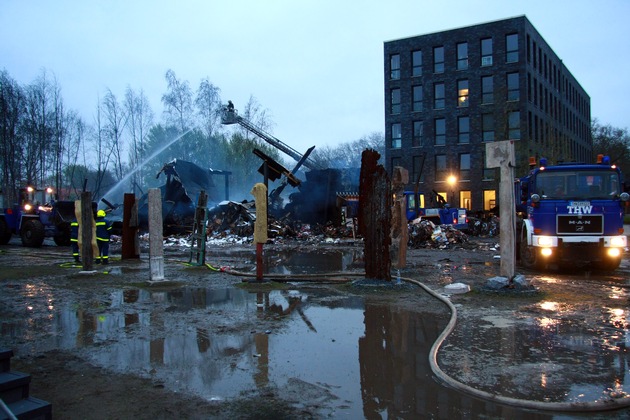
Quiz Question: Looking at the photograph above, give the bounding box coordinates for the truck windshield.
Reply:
[536,170,620,200]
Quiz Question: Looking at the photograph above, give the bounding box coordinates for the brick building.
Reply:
[383,15,591,213]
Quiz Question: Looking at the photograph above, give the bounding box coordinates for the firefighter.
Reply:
[95,209,112,264]
[70,217,80,263]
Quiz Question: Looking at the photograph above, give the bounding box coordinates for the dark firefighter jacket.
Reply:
[95,217,112,242]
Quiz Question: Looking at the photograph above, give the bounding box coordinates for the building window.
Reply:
[508,111,521,139]
[483,190,497,210]
[482,113,495,142]
[390,54,400,79]
[433,83,445,109]
[412,50,423,77]
[481,75,493,104]
[507,72,519,101]
[460,190,472,211]
[506,33,519,63]
[457,79,469,107]
[481,38,493,66]
[435,154,447,182]
[459,153,471,180]
[433,46,444,73]
[413,120,423,147]
[391,88,401,114]
[434,118,446,146]
[412,155,424,183]
[413,85,423,112]
[391,123,401,148]
[457,116,470,144]
[457,42,468,70]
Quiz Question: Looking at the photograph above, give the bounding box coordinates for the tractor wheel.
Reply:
[0,218,11,245]
[54,224,71,246]
[20,219,45,247]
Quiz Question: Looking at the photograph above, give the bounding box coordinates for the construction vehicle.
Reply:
[0,186,80,247]
[404,190,468,229]
[516,155,629,270]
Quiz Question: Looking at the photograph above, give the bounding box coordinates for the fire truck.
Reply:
[516,155,629,270]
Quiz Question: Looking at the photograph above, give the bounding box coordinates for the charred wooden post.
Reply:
[359,149,392,281]
[121,193,140,260]
[148,188,165,281]
[391,166,409,269]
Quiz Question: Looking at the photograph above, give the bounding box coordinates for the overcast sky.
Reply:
[2,0,629,156]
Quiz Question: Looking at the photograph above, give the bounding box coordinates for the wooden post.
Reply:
[79,193,95,270]
[391,166,409,269]
[148,188,164,281]
[251,183,268,282]
[122,193,140,260]
[485,140,516,279]
[359,149,392,281]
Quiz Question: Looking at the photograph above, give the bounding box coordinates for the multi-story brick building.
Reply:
[384,15,591,213]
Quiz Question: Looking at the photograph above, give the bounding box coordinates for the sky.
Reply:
[1,0,629,156]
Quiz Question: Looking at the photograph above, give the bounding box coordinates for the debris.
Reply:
[408,220,468,249]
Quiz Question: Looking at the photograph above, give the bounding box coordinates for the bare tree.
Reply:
[195,77,222,138]
[162,69,193,133]
[125,87,153,194]
[0,70,25,204]
[238,95,274,141]
[102,89,128,182]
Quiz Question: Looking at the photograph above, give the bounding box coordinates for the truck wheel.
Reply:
[21,219,45,247]
[0,218,11,245]
[594,258,621,271]
[519,229,542,269]
[54,224,71,246]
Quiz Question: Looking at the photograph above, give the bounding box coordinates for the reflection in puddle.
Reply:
[3,280,630,417]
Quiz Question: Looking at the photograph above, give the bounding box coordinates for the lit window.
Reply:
[433,46,444,73]
[413,85,423,112]
[391,123,402,148]
[412,50,423,77]
[457,42,468,70]
[390,54,400,79]
[506,33,519,63]
[434,118,445,146]
[457,79,469,107]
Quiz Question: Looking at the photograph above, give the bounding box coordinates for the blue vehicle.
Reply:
[0,186,79,247]
[516,155,629,270]
[404,191,468,229]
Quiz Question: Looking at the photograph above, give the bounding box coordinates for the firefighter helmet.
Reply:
[97,209,106,218]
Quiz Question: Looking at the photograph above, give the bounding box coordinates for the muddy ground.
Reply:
[1,233,630,419]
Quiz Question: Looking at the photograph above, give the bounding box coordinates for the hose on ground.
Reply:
[402,275,630,413]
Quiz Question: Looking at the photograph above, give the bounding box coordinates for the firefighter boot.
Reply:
[102,258,108,265]
[95,258,101,265]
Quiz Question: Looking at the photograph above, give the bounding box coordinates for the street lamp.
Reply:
[447,175,457,206]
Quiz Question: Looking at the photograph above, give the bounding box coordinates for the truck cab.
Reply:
[517,156,629,270]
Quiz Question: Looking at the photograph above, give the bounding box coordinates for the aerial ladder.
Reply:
[220,101,319,171]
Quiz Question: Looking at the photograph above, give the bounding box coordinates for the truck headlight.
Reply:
[537,236,553,246]
[608,248,622,258]
[610,236,626,247]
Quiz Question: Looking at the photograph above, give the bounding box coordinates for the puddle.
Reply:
[3,280,630,417]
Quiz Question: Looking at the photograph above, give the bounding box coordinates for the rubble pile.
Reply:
[467,215,500,237]
[408,220,468,249]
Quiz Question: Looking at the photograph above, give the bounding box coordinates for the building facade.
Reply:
[383,16,591,213]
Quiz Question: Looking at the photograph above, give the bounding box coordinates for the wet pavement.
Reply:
[1,238,630,418]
